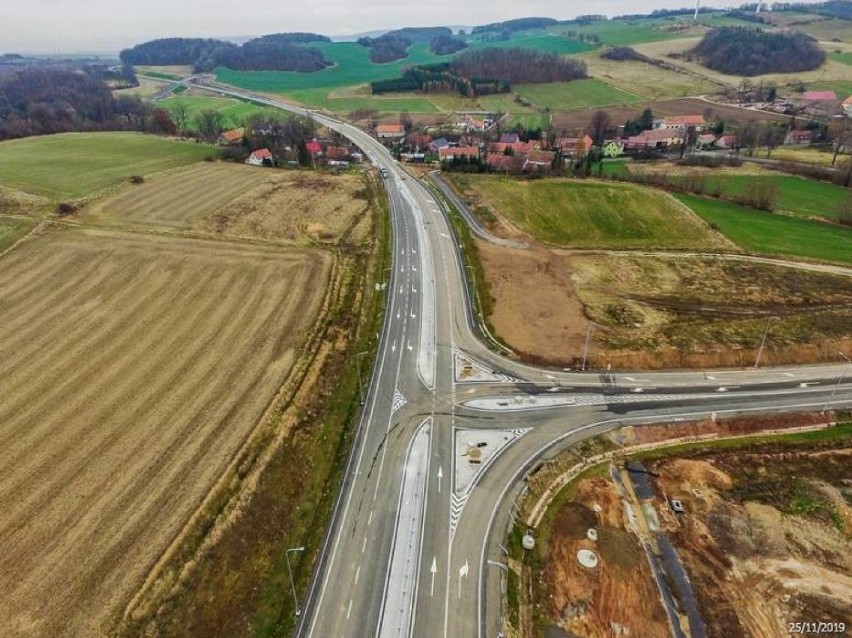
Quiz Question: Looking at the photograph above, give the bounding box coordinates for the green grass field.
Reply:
[451,175,723,249]
[829,51,852,66]
[505,113,551,130]
[676,194,852,264]
[0,133,214,199]
[0,216,35,251]
[515,78,641,111]
[673,174,850,222]
[559,13,757,47]
[161,95,287,128]
[215,33,593,95]
[285,87,438,113]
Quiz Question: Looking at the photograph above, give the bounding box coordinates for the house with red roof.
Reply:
[376,124,406,139]
[246,148,273,166]
[557,135,593,157]
[802,90,837,102]
[306,140,323,157]
[218,128,245,145]
[523,149,556,172]
[325,146,351,161]
[784,129,813,146]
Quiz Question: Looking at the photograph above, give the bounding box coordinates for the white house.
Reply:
[246,148,273,166]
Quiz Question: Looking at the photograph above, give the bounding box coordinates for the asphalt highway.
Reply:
[191,78,852,638]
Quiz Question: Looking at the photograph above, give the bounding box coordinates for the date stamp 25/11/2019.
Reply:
[787,621,847,635]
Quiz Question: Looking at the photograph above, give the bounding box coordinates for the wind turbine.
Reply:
[756,1,764,14]
[694,0,701,22]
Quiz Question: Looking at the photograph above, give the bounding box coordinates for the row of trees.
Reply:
[371,49,587,97]
[688,27,826,77]
[119,34,332,73]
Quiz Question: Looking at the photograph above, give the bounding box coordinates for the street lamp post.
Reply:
[285,546,305,616]
[754,316,780,369]
[581,322,596,372]
[354,351,369,406]
[822,351,851,415]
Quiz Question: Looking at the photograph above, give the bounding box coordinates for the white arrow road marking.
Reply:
[437,466,443,493]
[458,560,469,599]
[391,341,397,353]
[407,342,413,352]
[430,556,437,597]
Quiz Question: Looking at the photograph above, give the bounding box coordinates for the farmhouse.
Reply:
[376,123,406,139]
[716,134,738,150]
[325,146,351,161]
[844,96,852,117]
[218,128,245,145]
[523,149,556,172]
[654,115,705,131]
[557,135,593,158]
[784,129,813,146]
[246,148,273,166]
[625,128,683,150]
[696,133,717,149]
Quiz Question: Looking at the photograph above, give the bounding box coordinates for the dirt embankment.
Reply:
[653,448,852,638]
[540,478,670,638]
[475,239,852,369]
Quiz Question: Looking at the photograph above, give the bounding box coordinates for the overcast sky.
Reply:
[0,0,824,54]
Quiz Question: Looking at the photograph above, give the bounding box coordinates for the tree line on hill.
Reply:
[356,34,413,63]
[687,27,826,76]
[0,67,158,140]
[371,48,587,97]
[119,34,332,73]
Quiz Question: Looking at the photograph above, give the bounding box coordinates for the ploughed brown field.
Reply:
[0,172,335,635]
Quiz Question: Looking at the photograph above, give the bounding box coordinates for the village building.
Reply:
[218,128,245,146]
[557,135,593,158]
[246,148,273,166]
[625,128,684,150]
[653,115,705,132]
[784,129,813,146]
[602,139,625,157]
[376,123,406,139]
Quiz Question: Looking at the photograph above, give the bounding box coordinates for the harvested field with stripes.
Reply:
[0,225,332,637]
[85,163,371,245]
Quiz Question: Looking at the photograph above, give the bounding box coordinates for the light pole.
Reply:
[753,316,780,369]
[354,351,369,405]
[821,351,851,415]
[285,546,305,616]
[581,321,596,371]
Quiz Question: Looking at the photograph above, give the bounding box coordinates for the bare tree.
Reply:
[830,118,850,167]
[196,110,224,141]
[171,102,189,134]
[589,110,611,147]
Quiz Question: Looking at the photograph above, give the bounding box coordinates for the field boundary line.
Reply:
[0,218,49,260]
